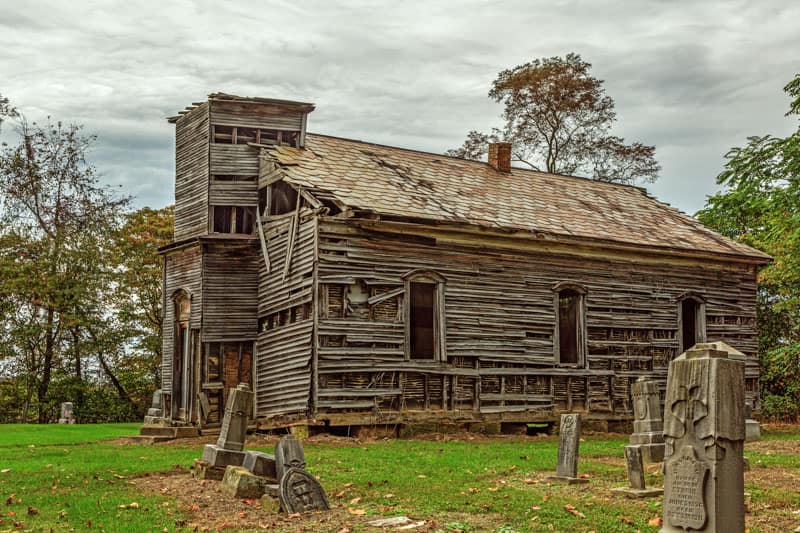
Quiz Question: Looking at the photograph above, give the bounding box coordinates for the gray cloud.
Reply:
[1,0,798,215]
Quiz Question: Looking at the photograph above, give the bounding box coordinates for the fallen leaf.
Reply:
[349,497,361,504]
[6,493,16,505]
[488,487,499,492]
[348,508,366,516]
[26,507,38,516]
[468,487,480,493]
[343,483,353,488]
[648,516,663,526]
[118,502,140,510]
[335,490,346,498]
[383,493,395,499]
[531,505,541,510]
[417,474,427,479]
[0,469,10,474]
[7,511,15,517]
[523,478,535,484]
[288,513,301,519]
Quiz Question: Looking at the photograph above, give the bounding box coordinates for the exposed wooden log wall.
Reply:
[254,214,317,418]
[173,104,209,241]
[201,242,259,342]
[161,244,203,391]
[311,218,759,422]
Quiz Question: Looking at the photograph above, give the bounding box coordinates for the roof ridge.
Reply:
[305,132,651,194]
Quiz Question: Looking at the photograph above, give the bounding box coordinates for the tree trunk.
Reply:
[72,328,84,409]
[98,352,131,404]
[37,306,56,423]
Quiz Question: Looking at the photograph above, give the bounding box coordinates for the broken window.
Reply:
[403,270,446,361]
[211,205,255,234]
[212,125,300,146]
[268,181,299,215]
[553,282,586,366]
[410,282,436,359]
[678,294,706,353]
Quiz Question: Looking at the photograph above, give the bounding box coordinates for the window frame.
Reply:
[552,281,587,368]
[402,269,446,362]
[677,292,707,353]
[210,205,256,235]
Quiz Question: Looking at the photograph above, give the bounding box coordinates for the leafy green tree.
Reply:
[0,111,129,421]
[448,53,660,184]
[697,74,800,420]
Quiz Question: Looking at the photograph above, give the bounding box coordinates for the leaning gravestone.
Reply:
[661,343,745,532]
[629,377,665,463]
[58,402,75,424]
[612,445,663,499]
[545,413,588,484]
[275,434,307,481]
[202,383,254,468]
[243,450,277,480]
[278,467,330,513]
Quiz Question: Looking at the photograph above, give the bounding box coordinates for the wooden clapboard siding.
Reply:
[258,213,316,317]
[253,214,317,418]
[162,244,202,391]
[210,101,306,131]
[210,144,260,176]
[312,218,760,419]
[255,320,314,417]
[173,104,209,241]
[209,180,258,206]
[201,242,259,341]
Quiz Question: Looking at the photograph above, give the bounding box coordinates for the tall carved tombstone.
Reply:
[629,377,665,463]
[546,414,588,484]
[661,343,745,532]
[202,383,254,467]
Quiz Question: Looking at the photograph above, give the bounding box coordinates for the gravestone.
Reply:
[202,383,254,467]
[661,343,745,532]
[545,413,588,484]
[275,434,307,481]
[278,467,330,513]
[58,402,75,424]
[612,445,663,499]
[243,451,277,480]
[629,377,665,463]
[744,401,761,442]
[143,390,164,424]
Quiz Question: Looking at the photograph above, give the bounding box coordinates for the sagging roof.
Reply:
[267,133,770,262]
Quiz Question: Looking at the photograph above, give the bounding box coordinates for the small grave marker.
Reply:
[545,413,588,484]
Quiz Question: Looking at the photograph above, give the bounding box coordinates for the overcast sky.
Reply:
[1,0,797,215]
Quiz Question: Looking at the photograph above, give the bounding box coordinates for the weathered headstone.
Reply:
[217,383,254,451]
[278,467,330,513]
[545,413,588,484]
[661,343,745,532]
[744,401,761,442]
[629,377,665,463]
[243,451,277,480]
[201,383,254,467]
[58,402,75,424]
[275,434,307,481]
[143,390,165,424]
[612,445,663,499]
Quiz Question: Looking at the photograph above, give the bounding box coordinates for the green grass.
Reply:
[0,424,799,532]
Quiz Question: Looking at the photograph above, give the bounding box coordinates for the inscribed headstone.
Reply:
[624,445,646,490]
[58,402,75,424]
[556,413,581,478]
[278,467,330,513]
[661,343,745,532]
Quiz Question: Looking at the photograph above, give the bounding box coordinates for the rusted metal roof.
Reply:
[268,134,770,262]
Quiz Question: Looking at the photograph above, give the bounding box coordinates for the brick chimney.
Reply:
[488,142,512,172]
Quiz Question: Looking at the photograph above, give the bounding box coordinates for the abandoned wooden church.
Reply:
[154,92,769,431]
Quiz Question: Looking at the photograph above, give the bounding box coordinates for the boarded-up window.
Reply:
[212,206,255,234]
[410,282,435,359]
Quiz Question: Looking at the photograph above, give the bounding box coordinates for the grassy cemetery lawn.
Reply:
[0,424,799,532]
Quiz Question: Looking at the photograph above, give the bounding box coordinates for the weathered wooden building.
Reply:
[157,93,769,431]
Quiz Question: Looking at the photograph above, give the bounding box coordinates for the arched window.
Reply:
[677,292,706,353]
[552,282,587,367]
[402,270,446,361]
